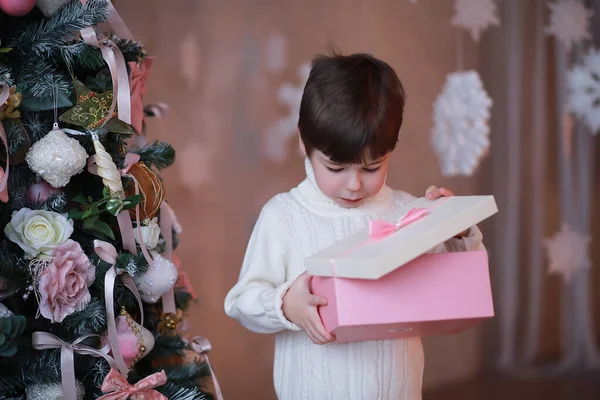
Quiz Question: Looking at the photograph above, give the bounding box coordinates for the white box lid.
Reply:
[305,195,498,279]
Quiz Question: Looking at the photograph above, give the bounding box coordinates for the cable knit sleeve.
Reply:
[224,202,301,334]
[443,224,484,252]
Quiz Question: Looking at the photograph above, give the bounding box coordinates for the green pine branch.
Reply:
[7,0,108,60]
[145,335,187,361]
[159,383,212,400]
[131,141,176,171]
[0,65,13,85]
[61,297,107,335]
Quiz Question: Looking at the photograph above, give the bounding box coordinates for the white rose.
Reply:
[4,208,74,259]
[135,217,161,250]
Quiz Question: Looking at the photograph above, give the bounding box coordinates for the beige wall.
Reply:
[117,1,486,398]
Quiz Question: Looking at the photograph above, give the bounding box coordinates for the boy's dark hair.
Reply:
[298,52,405,164]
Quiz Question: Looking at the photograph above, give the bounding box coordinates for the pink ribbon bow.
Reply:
[184,336,224,400]
[98,368,167,400]
[95,240,144,378]
[32,332,118,400]
[0,82,11,203]
[368,207,430,240]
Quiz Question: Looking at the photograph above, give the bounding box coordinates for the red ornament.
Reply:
[0,0,36,16]
[25,181,59,204]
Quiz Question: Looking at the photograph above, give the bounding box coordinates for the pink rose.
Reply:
[38,240,96,323]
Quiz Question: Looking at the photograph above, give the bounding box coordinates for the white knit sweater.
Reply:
[225,159,483,400]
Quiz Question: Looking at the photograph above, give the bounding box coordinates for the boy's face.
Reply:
[309,150,390,208]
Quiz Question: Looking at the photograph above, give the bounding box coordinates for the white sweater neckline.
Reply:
[290,158,394,217]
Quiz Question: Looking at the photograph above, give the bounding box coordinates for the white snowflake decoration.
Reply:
[179,32,201,89]
[545,0,593,51]
[264,62,311,163]
[567,48,600,134]
[431,70,492,176]
[265,33,287,73]
[451,0,500,42]
[177,141,214,193]
[544,223,590,282]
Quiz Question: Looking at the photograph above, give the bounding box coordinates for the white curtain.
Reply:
[483,0,599,372]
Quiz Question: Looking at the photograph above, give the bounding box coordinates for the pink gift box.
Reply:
[311,250,494,343]
[305,195,498,343]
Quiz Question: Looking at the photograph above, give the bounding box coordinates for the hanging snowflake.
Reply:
[544,223,590,282]
[265,33,287,73]
[177,141,214,193]
[179,32,201,89]
[545,0,593,51]
[431,70,492,176]
[264,62,311,163]
[451,0,500,42]
[567,48,600,134]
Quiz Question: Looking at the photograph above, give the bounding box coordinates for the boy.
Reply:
[225,52,482,399]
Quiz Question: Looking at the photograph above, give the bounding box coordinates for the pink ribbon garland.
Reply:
[159,202,176,314]
[0,83,11,203]
[94,240,144,378]
[98,368,167,400]
[80,27,131,126]
[184,336,224,400]
[32,332,118,400]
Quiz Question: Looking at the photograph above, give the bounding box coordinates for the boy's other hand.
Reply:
[425,185,469,238]
[282,272,336,345]
[425,185,454,200]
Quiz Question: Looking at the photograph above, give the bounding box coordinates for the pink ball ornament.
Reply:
[25,180,58,204]
[0,0,36,16]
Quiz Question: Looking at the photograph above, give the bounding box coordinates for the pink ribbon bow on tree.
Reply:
[183,336,224,400]
[98,368,168,400]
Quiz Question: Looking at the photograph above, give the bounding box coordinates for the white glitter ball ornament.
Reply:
[25,126,88,188]
[133,252,178,303]
[35,0,71,18]
[0,302,13,318]
[25,381,85,400]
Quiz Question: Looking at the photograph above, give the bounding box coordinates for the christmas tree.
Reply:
[0,1,218,399]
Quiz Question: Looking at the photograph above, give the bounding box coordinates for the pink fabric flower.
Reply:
[38,240,96,323]
[129,57,154,134]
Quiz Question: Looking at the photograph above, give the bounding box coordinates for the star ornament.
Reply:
[544,223,591,282]
[59,80,135,134]
[546,0,593,51]
[129,57,154,134]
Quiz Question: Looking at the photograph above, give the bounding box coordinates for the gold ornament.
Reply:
[158,309,183,335]
[0,86,22,119]
[0,85,29,165]
[124,162,165,220]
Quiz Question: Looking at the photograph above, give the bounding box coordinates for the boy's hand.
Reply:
[425,185,468,238]
[282,272,335,345]
[425,185,455,200]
